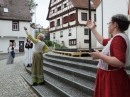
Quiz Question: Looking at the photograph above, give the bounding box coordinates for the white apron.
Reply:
[98,33,130,71]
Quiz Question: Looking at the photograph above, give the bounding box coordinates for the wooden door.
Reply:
[19,41,24,52]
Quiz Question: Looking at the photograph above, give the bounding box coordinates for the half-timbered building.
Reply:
[47,0,100,49]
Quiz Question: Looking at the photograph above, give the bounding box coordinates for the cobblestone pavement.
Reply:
[0,56,38,97]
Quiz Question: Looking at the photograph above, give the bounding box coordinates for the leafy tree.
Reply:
[30,22,35,28]
[27,0,37,16]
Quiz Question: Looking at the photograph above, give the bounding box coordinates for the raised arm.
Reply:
[24,27,38,44]
[86,20,104,45]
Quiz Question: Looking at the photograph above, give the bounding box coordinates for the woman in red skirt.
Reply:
[86,14,130,97]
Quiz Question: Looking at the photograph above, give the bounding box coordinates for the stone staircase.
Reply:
[21,52,130,97]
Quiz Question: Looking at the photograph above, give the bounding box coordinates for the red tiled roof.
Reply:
[71,0,100,9]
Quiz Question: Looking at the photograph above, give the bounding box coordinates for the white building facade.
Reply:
[96,0,129,47]
[0,0,33,52]
[47,0,100,49]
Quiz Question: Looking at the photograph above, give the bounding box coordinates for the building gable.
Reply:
[46,0,100,20]
[46,0,74,20]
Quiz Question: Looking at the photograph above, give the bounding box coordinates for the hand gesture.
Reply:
[86,20,96,30]
[24,26,27,30]
[89,50,101,60]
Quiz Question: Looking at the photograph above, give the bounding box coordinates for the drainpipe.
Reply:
[101,0,103,36]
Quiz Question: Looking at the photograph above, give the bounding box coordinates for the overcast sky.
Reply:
[32,0,50,28]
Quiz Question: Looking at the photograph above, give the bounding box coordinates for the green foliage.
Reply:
[52,42,67,48]
[44,40,52,46]
[53,42,60,48]
[47,41,53,46]
[27,0,37,16]
[30,22,35,28]
[43,40,68,48]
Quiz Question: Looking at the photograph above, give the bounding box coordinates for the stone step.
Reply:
[25,67,92,97]
[44,55,98,74]
[26,67,94,95]
[45,72,92,97]
[44,66,94,96]
[45,54,98,66]
[21,73,61,97]
[44,53,130,76]
[44,66,94,89]
[44,60,96,83]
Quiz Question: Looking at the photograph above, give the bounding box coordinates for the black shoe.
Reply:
[39,81,45,85]
[31,83,37,86]
[27,64,29,67]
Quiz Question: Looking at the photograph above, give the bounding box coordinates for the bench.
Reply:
[52,50,88,57]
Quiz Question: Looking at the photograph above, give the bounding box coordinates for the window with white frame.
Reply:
[12,21,19,31]
[60,31,63,37]
[84,28,89,35]
[57,19,60,26]
[84,39,89,43]
[69,39,76,46]
[81,13,87,21]
[68,29,71,36]
[53,33,55,39]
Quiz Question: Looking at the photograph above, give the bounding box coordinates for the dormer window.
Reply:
[3,8,8,13]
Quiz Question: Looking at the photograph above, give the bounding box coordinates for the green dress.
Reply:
[26,31,49,83]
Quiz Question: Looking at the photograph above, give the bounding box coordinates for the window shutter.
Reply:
[68,15,70,22]
[62,18,64,24]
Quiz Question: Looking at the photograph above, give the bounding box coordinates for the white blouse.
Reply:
[34,40,45,52]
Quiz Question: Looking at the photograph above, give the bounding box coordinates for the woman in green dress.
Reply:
[24,26,49,86]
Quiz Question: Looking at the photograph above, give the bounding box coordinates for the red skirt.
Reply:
[94,68,130,97]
